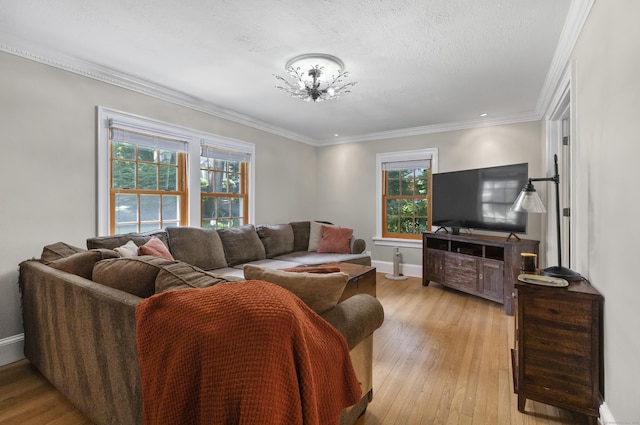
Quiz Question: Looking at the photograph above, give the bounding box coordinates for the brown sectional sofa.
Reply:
[19,221,383,425]
[87,222,371,280]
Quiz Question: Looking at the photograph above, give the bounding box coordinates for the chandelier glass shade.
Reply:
[274,54,357,102]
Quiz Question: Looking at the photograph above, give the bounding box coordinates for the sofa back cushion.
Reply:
[256,224,294,258]
[289,221,311,252]
[165,226,227,270]
[243,264,349,314]
[217,224,266,266]
[86,230,168,250]
[92,256,176,298]
[155,262,226,293]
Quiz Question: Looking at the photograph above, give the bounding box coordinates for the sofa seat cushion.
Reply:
[231,258,302,270]
[155,262,226,293]
[92,256,176,298]
[206,267,247,281]
[166,226,227,270]
[243,264,349,314]
[256,224,294,258]
[275,251,371,267]
[217,224,266,266]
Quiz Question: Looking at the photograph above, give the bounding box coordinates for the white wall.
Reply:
[570,1,640,422]
[0,51,317,363]
[316,121,544,267]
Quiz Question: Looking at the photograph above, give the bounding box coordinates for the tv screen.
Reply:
[432,163,528,234]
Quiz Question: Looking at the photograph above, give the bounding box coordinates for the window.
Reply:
[383,161,431,239]
[200,145,250,228]
[375,149,438,247]
[97,107,255,236]
[110,128,188,234]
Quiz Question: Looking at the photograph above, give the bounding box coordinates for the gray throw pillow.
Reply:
[217,224,266,266]
[256,224,294,258]
[48,249,119,279]
[92,256,176,298]
[166,226,227,270]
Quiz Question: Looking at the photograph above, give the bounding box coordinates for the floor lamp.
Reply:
[510,154,582,281]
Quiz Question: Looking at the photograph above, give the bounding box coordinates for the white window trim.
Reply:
[97,106,255,236]
[373,148,438,248]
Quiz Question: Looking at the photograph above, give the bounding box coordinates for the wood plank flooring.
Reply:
[0,274,587,425]
[356,274,586,425]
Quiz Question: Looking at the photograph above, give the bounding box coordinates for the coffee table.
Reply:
[310,262,376,301]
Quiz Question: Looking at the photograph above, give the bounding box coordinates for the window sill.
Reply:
[372,237,422,249]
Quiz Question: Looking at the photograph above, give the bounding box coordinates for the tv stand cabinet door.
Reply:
[424,249,445,285]
[444,253,478,292]
[480,259,504,303]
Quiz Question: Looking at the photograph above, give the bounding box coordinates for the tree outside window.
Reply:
[383,165,431,239]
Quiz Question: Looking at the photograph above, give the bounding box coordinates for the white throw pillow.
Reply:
[114,240,139,258]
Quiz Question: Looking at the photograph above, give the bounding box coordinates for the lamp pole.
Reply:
[529,154,561,267]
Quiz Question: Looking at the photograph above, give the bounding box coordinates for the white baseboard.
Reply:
[599,402,616,425]
[0,333,25,367]
[371,260,422,278]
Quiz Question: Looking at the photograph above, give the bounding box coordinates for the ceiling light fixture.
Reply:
[274,54,357,102]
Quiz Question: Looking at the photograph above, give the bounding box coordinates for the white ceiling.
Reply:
[0,0,579,145]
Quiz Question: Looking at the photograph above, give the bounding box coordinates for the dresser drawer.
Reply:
[521,294,592,327]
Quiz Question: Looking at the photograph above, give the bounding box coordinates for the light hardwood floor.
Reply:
[0,274,587,425]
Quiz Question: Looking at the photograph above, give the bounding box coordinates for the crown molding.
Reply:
[0,34,317,146]
[535,0,595,116]
[320,112,542,146]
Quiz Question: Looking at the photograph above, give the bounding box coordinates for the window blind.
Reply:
[382,158,431,171]
[200,145,251,163]
[109,119,189,153]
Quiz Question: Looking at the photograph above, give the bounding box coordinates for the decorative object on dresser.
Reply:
[511,278,603,425]
[422,232,539,315]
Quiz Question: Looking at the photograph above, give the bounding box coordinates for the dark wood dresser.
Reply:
[512,278,603,424]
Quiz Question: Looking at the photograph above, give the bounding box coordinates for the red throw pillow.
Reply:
[138,236,174,260]
[281,266,342,274]
[317,226,353,254]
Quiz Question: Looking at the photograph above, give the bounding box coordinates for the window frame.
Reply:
[97,106,255,236]
[374,148,438,248]
[199,145,250,229]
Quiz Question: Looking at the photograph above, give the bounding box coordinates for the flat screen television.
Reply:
[432,163,528,235]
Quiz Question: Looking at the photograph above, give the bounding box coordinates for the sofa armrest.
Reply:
[350,238,366,254]
[320,294,384,350]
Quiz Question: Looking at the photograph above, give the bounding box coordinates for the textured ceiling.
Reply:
[0,0,574,144]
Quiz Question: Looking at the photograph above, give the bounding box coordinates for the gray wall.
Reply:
[570,1,640,422]
[0,52,317,353]
[315,121,544,266]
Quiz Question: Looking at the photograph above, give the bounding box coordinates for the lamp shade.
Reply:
[510,182,547,213]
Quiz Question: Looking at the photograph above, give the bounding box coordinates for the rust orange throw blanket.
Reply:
[135,280,362,425]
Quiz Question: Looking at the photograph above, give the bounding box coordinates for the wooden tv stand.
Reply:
[422,231,539,315]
